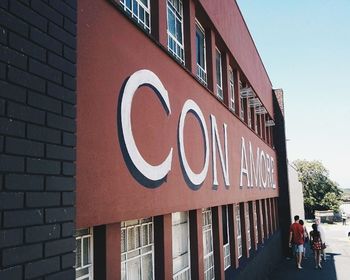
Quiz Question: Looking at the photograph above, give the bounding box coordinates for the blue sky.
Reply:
[236,0,350,188]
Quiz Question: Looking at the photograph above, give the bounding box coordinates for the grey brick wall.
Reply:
[0,1,77,279]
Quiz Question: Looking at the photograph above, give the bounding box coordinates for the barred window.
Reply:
[172,212,191,280]
[167,0,185,63]
[75,228,93,280]
[216,48,223,100]
[196,20,207,85]
[236,204,242,258]
[229,68,235,112]
[119,0,151,32]
[222,205,231,270]
[245,203,251,250]
[253,202,258,244]
[121,218,154,280]
[202,208,215,280]
[260,202,265,241]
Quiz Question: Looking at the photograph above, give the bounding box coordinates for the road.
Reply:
[267,221,350,280]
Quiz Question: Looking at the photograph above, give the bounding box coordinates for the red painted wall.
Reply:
[199,0,273,114]
[77,0,278,228]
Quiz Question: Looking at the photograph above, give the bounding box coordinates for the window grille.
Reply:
[245,203,251,250]
[172,212,191,280]
[202,208,215,280]
[196,21,207,85]
[119,0,151,32]
[167,0,185,64]
[216,49,223,100]
[236,204,242,258]
[239,81,244,120]
[121,218,154,280]
[229,68,235,112]
[260,202,265,241]
[222,205,231,270]
[75,228,93,280]
[253,202,258,244]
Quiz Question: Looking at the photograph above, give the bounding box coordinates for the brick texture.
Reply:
[0,1,77,279]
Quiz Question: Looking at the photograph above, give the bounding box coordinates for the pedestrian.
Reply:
[299,219,308,259]
[310,223,323,269]
[342,212,347,225]
[289,215,304,269]
[315,218,326,261]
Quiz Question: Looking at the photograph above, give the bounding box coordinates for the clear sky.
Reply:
[236,0,350,188]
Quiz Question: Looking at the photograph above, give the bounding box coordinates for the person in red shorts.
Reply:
[289,215,304,269]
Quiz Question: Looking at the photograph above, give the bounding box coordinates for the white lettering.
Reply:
[240,137,250,188]
[249,142,260,188]
[210,115,230,187]
[271,157,276,188]
[120,69,173,181]
[179,99,209,186]
[266,154,271,188]
[260,150,267,188]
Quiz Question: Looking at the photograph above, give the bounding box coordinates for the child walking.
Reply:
[310,223,323,269]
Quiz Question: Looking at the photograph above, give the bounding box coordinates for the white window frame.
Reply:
[121,218,154,280]
[228,67,235,112]
[239,81,244,120]
[222,205,231,270]
[253,202,258,244]
[202,208,215,280]
[236,204,242,259]
[247,98,252,128]
[260,202,265,241]
[245,203,251,250]
[119,0,151,32]
[196,20,207,85]
[75,228,94,280]
[215,48,223,100]
[167,0,185,64]
[172,211,191,280]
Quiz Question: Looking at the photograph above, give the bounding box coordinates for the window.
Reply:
[75,228,93,280]
[247,101,252,128]
[256,114,261,136]
[202,208,215,280]
[253,202,258,245]
[172,212,191,280]
[228,68,235,112]
[121,218,154,280]
[245,203,251,250]
[239,81,244,120]
[119,0,151,32]
[260,201,265,241]
[236,204,242,258]
[215,48,223,100]
[196,21,207,85]
[167,0,184,64]
[222,205,230,270]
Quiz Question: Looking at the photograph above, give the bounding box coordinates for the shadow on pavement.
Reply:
[267,244,340,280]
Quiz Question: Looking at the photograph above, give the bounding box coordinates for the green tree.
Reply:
[293,160,343,217]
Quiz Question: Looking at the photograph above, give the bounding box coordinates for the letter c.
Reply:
[120,69,173,181]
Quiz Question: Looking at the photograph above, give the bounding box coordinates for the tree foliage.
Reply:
[293,160,343,216]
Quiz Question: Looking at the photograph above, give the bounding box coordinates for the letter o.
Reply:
[179,99,209,186]
[260,150,267,188]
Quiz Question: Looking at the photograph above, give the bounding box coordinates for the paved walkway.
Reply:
[268,222,350,280]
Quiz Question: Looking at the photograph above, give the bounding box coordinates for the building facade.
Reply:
[0,0,290,279]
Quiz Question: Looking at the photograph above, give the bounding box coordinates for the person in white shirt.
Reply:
[342,212,347,225]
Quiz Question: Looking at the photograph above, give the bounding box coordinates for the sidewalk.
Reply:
[267,222,350,280]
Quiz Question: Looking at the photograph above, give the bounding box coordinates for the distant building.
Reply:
[288,163,305,221]
[0,1,291,279]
